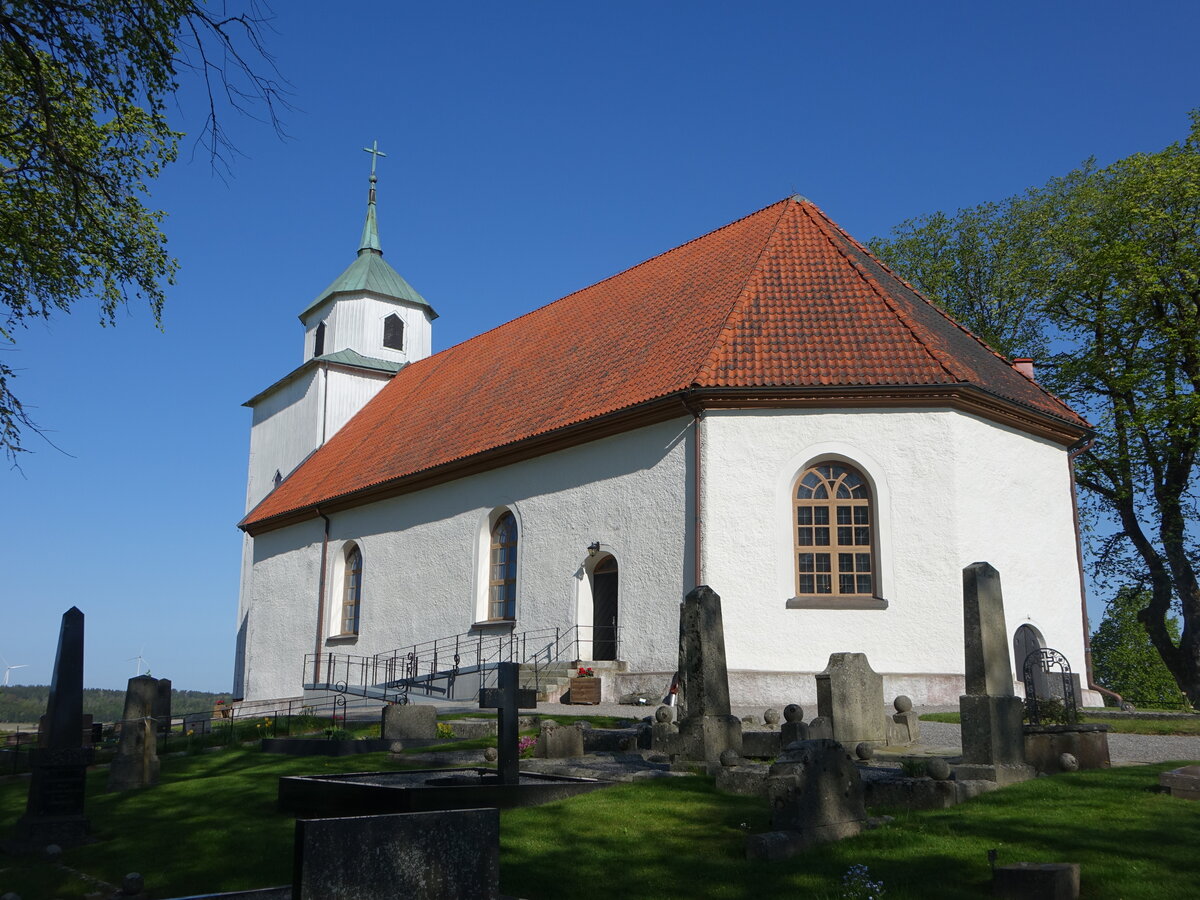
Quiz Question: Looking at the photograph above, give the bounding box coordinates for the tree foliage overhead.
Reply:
[871,112,1200,708]
[0,1,285,461]
[1091,588,1187,709]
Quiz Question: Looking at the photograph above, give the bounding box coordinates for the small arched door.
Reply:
[1013,624,1045,681]
[592,555,619,661]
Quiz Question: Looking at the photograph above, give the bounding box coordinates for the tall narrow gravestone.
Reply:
[654,585,742,765]
[12,607,91,848]
[956,563,1033,784]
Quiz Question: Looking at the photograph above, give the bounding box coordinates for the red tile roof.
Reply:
[243,197,1087,533]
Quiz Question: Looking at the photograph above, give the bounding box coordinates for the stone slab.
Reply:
[1023,727,1111,774]
[815,652,887,745]
[953,762,1035,785]
[677,585,732,719]
[294,809,499,900]
[992,862,1080,900]
[1159,764,1200,800]
[381,704,438,740]
[536,721,584,759]
[714,765,768,797]
[741,730,782,759]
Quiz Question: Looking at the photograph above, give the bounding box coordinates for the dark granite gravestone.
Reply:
[293,809,499,899]
[956,563,1033,784]
[479,661,536,785]
[12,607,91,848]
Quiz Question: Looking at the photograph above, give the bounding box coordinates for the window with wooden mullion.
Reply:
[488,512,518,620]
[794,463,873,597]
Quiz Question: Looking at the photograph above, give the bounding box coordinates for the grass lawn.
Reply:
[920,711,1200,735]
[3,749,1197,899]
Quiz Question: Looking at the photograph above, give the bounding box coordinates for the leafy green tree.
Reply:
[1091,588,1187,708]
[0,1,285,461]
[871,113,1200,708]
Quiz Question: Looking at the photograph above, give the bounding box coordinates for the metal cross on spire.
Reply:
[363,140,387,177]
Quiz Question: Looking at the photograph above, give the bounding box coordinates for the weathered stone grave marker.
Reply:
[956,562,1033,784]
[653,585,742,765]
[816,652,887,747]
[108,674,161,791]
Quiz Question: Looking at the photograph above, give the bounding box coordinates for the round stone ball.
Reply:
[43,844,62,860]
[655,706,673,723]
[483,746,498,762]
[763,708,781,725]
[855,742,875,761]
[719,749,740,767]
[783,703,804,723]
[1059,752,1080,772]
[122,873,145,895]
[894,695,913,713]
[927,757,952,781]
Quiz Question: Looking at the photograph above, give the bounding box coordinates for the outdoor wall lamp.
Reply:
[587,541,601,558]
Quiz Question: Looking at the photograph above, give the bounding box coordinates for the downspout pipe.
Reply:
[1068,435,1124,708]
[682,395,704,590]
[313,508,331,683]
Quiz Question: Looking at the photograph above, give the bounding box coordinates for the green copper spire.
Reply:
[358,140,387,254]
[299,140,437,322]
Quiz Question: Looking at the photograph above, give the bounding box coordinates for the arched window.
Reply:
[383,313,404,351]
[341,544,363,634]
[314,321,326,357]
[794,462,874,597]
[488,512,518,620]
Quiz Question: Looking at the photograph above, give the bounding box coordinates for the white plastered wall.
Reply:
[238,417,693,701]
[701,408,1087,706]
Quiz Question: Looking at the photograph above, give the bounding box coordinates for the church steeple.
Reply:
[358,140,386,255]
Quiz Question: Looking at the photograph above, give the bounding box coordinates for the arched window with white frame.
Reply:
[488,512,518,621]
[340,543,363,634]
[793,462,875,598]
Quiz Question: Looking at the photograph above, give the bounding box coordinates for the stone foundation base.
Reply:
[745,821,863,860]
[1023,725,1111,773]
[954,763,1036,785]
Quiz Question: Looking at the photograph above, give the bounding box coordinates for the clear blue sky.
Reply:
[4,2,1198,692]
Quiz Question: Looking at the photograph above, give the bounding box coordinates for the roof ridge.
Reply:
[800,202,968,383]
[693,198,795,385]
[413,197,797,362]
[833,216,1086,421]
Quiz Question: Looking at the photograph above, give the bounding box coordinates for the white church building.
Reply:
[233,168,1094,708]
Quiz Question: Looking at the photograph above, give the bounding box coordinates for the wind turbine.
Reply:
[128,646,150,677]
[1,652,28,687]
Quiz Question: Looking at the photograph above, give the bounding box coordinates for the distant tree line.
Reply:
[0,685,231,724]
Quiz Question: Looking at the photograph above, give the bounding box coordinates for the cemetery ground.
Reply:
[1,714,1198,899]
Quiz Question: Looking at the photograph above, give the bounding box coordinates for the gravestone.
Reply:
[956,563,1033,784]
[294,809,499,899]
[12,607,91,848]
[182,712,213,736]
[746,739,867,860]
[153,678,172,733]
[381,703,437,740]
[108,675,161,791]
[479,661,536,784]
[815,653,887,746]
[653,585,742,765]
[536,720,584,759]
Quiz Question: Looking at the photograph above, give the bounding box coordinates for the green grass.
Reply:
[919,711,1200,735]
[501,764,1200,899]
[0,747,420,898]
[4,749,1197,899]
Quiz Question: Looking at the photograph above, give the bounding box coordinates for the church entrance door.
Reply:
[592,556,619,661]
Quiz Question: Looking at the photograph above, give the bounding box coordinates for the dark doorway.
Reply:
[1013,624,1044,680]
[592,556,619,661]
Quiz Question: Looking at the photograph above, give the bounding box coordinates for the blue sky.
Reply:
[4,2,1198,691]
